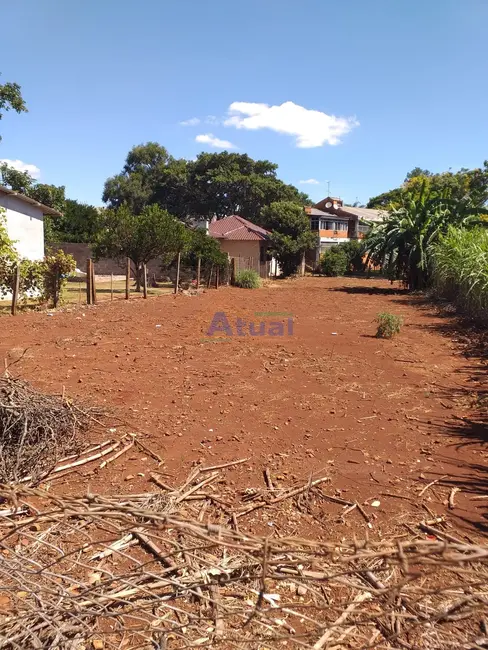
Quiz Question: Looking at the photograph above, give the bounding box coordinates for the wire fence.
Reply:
[0,468,486,649]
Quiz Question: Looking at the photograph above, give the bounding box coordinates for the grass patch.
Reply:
[234,270,261,289]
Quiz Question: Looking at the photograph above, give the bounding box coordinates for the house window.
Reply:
[311,217,320,230]
[320,220,348,231]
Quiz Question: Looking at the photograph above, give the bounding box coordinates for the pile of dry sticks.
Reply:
[0,376,105,484]
[0,466,486,650]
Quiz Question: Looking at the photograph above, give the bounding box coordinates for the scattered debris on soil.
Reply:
[0,468,486,649]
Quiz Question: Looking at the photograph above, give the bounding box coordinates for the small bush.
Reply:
[338,240,365,273]
[375,312,403,339]
[42,249,76,307]
[234,269,261,289]
[321,247,348,276]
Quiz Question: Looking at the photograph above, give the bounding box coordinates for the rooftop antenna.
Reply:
[325,180,331,196]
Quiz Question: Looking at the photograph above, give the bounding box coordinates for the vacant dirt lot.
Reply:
[1,277,486,539]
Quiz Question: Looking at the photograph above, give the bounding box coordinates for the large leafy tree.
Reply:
[93,203,188,290]
[47,199,101,243]
[364,180,482,290]
[103,143,190,219]
[260,201,317,277]
[0,163,66,242]
[404,167,432,182]
[0,73,27,140]
[0,163,66,213]
[186,152,309,220]
[103,144,309,223]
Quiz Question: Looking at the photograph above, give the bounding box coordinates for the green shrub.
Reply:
[320,247,348,276]
[42,249,76,307]
[234,269,261,288]
[337,240,365,273]
[0,209,45,302]
[375,312,403,339]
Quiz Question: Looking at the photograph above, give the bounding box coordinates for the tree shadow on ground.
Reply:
[330,285,406,296]
[419,452,488,536]
[401,296,488,533]
[338,286,488,531]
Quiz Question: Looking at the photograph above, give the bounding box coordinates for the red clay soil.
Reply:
[1,277,486,540]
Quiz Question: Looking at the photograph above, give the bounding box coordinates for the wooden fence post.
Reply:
[143,263,148,299]
[53,268,59,308]
[86,259,92,305]
[230,258,236,286]
[91,261,96,305]
[125,258,130,300]
[215,266,220,289]
[207,264,214,289]
[196,257,201,290]
[110,272,114,301]
[11,264,20,316]
[174,252,181,294]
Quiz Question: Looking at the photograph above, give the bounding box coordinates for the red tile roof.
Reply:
[209,215,270,241]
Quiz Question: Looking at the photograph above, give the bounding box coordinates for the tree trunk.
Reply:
[135,262,142,292]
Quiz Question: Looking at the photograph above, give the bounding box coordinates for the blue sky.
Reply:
[1,0,487,207]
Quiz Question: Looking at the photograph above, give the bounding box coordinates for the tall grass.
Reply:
[431,226,488,321]
[234,269,261,289]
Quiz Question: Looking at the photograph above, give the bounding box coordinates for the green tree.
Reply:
[364,181,481,289]
[186,228,227,266]
[404,167,432,182]
[103,144,309,223]
[46,199,101,243]
[103,142,190,219]
[0,163,66,215]
[187,152,309,220]
[260,201,317,277]
[0,73,27,140]
[0,164,32,194]
[93,203,188,291]
[368,163,488,211]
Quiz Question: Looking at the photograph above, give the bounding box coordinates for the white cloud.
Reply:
[224,101,358,148]
[0,159,41,179]
[205,115,220,125]
[195,133,236,149]
[180,117,201,126]
[300,178,320,185]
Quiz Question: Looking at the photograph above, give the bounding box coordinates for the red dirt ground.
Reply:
[1,277,486,540]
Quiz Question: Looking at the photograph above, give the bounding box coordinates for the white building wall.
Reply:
[0,194,44,261]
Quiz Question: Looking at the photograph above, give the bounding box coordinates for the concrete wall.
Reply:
[0,194,44,260]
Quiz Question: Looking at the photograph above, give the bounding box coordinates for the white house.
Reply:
[0,186,61,260]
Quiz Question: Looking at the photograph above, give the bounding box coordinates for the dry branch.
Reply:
[0,470,486,650]
[0,377,103,484]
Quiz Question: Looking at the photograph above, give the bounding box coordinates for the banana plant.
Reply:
[363,180,482,289]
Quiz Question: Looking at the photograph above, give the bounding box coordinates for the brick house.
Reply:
[306,197,385,266]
